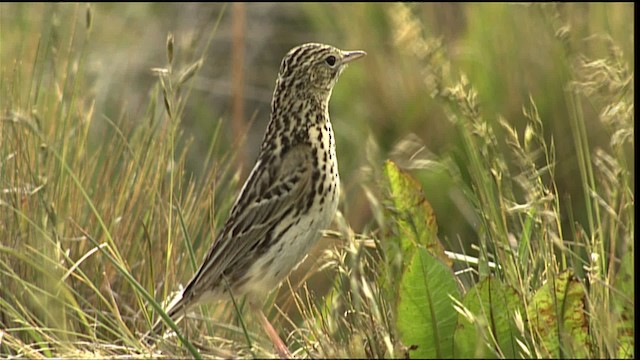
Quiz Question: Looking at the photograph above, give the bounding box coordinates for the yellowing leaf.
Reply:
[528,271,589,358]
[383,160,450,266]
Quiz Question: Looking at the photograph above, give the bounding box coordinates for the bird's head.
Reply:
[276,43,366,97]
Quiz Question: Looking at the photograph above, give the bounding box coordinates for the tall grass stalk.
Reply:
[1,3,633,359]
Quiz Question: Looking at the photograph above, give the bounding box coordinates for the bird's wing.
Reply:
[164,143,314,319]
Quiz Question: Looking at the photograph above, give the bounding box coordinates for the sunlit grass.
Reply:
[1,3,633,358]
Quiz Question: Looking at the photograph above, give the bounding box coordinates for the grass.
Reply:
[1,3,634,358]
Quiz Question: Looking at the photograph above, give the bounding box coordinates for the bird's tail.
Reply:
[143,291,190,345]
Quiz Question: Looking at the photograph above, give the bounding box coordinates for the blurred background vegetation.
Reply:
[2,2,633,244]
[0,2,634,358]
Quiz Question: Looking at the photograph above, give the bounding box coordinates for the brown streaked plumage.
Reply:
[149,43,365,353]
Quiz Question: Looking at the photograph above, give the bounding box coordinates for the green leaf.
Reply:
[454,277,523,358]
[397,247,461,359]
[528,271,589,358]
[613,250,634,358]
[383,160,450,266]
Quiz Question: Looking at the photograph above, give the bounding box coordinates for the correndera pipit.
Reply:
[149,43,365,356]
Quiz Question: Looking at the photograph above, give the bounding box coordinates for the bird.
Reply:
[148,43,366,356]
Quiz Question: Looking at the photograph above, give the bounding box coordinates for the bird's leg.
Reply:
[251,303,293,359]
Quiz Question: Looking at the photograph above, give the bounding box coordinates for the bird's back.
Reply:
[150,43,364,337]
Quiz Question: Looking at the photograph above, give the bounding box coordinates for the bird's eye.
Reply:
[325,55,337,66]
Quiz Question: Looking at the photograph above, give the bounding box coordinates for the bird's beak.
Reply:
[341,50,367,64]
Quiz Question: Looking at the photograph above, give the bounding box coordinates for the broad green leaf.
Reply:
[383,160,450,267]
[397,247,460,359]
[454,277,523,358]
[613,250,634,358]
[528,271,589,358]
